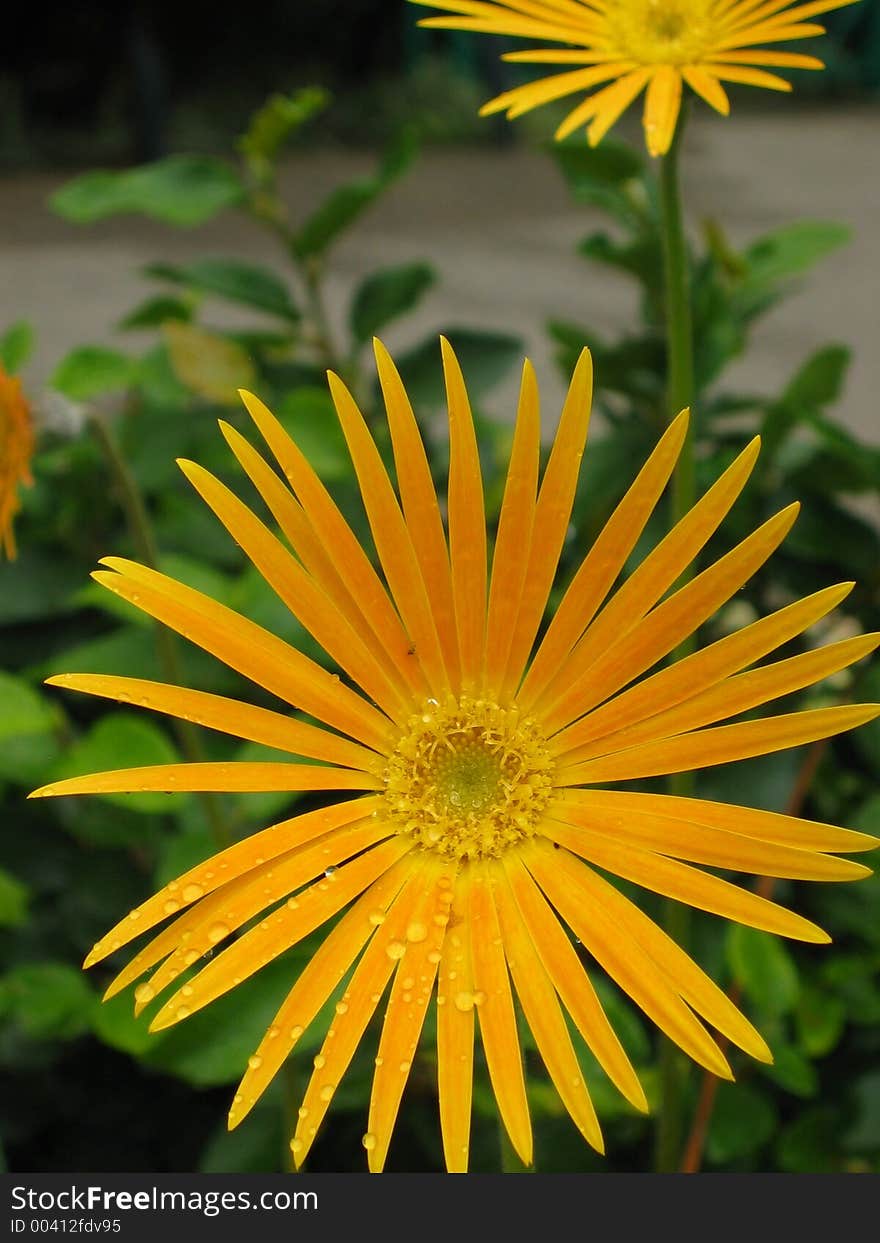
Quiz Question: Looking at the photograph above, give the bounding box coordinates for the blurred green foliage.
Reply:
[1,91,879,1175]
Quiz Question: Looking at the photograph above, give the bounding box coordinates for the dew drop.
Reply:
[163,899,181,915]
[247,1054,263,1070]
[368,909,386,927]
[399,1060,411,1074]
[181,984,194,998]
[335,1001,349,1015]
[182,883,204,903]
[127,909,141,922]
[324,866,338,879]
[406,921,428,944]
[290,1025,304,1042]
[290,1138,304,1155]
[454,991,475,1012]
[298,1107,309,1120]
[313,1054,326,1070]
[208,922,230,943]
[134,983,154,1005]
[385,940,406,960]
[362,1132,377,1152]
[175,1005,190,1020]
[318,1084,335,1103]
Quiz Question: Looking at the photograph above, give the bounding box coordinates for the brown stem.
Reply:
[678,737,829,1174]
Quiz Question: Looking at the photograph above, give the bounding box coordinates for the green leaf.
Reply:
[0,671,57,741]
[0,962,95,1040]
[50,156,245,228]
[199,1101,285,1173]
[0,869,29,928]
[52,346,136,400]
[0,320,34,372]
[392,328,523,410]
[293,129,417,258]
[726,925,799,1016]
[118,295,193,331]
[844,1071,880,1152]
[551,138,645,224]
[782,344,850,410]
[148,258,299,322]
[238,88,329,174]
[759,1044,819,1098]
[163,322,257,405]
[777,1107,838,1172]
[350,262,435,344]
[795,985,846,1058]
[707,1083,777,1164]
[49,712,180,814]
[91,991,155,1058]
[275,387,352,479]
[743,221,850,290]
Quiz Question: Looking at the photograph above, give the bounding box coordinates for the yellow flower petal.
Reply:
[239,388,428,698]
[501,347,593,696]
[560,704,880,786]
[470,863,533,1165]
[291,863,428,1169]
[375,340,461,687]
[45,673,378,772]
[229,856,411,1129]
[328,373,450,694]
[366,859,455,1172]
[542,822,830,942]
[526,841,734,1079]
[493,863,604,1152]
[556,582,856,759]
[437,869,476,1172]
[502,854,648,1113]
[150,835,411,1031]
[443,337,488,689]
[485,361,540,693]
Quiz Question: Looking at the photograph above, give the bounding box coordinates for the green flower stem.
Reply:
[654,104,697,1175]
[89,412,230,849]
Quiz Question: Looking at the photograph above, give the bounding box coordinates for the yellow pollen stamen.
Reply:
[383,696,554,860]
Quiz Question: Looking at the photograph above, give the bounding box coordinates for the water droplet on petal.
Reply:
[385,940,406,960]
[163,899,180,915]
[134,983,154,1005]
[290,1138,304,1155]
[247,1054,263,1070]
[318,1084,335,1102]
[182,883,203,903]
[290,1025,304,1042]
[313,1054,326,1070]
[362,1132,377,1152]
[406,921,427,943]
[208,922,230,943]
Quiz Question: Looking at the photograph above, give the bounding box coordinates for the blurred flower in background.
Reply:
[0,363,34,560]
[410,0,862,153]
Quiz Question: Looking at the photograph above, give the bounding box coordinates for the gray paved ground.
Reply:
[2,105,878,441]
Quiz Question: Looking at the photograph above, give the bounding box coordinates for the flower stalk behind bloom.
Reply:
[410,0,860,154]
[31,339,879,1172]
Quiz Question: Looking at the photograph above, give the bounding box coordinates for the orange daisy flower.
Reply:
[32,340,878,1171]
[0,363,35,560]
[409,1,860,155]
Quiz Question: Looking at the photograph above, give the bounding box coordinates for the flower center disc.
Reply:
[610,0,713,64]
[383,697,555,860]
